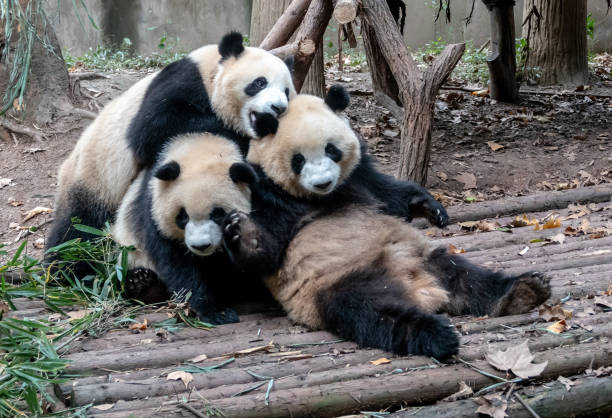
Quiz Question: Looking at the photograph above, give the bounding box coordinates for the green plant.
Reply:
[414,39,489,84]
[586,13,595,40]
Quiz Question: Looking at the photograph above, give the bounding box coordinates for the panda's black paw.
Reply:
[496,272,552,316]
[393,313,459,360]
[223,210,259,257]
[124,268,169,304]
[422,198,448,228]
[199,307,240,325]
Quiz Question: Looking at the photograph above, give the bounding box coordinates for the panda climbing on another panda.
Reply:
[111,132,260,324]
[47,32,295,270]
[221,86,552,358]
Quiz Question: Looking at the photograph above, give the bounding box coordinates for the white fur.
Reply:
[241,76,290,137]
[185,219,223,256]
[300,156,341,195]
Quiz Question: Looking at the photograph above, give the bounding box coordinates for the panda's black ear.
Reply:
[284,55,294,72]
[325,85,350,112]
[154,161,180,181]
[219,31,245,61]
[253,113,279,137]
[230,163,258,186]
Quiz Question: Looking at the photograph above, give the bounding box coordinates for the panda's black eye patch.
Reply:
[175,207,189,230]
[291,153,306,175]
[285,88,290,99]
[244,77,268,96]
[325,143,343,162]
[210,207,227,225]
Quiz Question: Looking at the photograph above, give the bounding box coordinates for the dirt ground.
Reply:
[1,65,611,262]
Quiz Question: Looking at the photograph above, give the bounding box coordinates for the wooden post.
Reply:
[360,0,464,185]
[483,0,519,102]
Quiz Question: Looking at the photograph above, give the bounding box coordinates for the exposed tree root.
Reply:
[0,118,44,142]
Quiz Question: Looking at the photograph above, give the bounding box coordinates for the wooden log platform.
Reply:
[6,191,612,417]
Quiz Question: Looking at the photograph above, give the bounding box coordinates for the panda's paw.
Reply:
[199,307,240,325]
[422,198,448,228]
[393,313,459,360]
[223,210,259,257]
[497,272,552,316]
[124,268,169,304]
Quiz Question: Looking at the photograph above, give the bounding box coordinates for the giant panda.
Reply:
[220,87,552,358]
[111,132,259,324]
[47,32,295,268]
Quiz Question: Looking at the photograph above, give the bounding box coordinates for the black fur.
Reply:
[218,31,245,61]
[244,77,267,97]
[252,112,279,137]
[284,56,295,72]
[154,161,180,181]
[229,162,258,186]
[325,84,350,112]
[127,56,249,168]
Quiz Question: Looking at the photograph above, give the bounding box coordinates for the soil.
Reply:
[1,65,610,263]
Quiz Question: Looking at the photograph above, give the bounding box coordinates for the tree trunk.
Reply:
[362,22,401,105]
[0,0,71,124]
[251,0,325,96]
[483,0,519,102]
[522,0,588,85]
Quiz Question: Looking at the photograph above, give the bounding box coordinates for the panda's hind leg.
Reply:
[426,247,551,317]
[316,266,459,360]
[124,268,170,305]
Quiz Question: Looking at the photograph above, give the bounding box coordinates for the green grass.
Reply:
[0,224,211,416]
[64,38,186,72]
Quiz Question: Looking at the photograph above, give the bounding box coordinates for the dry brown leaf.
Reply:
[7,197,23,207]
[472,88,490,97]
[578,219,591,233]
[128,319,148,330]
[539,304,573,321]
[442,381,473,402]
[167,370,193,389]
[455,172,477,190]
[557,376,576,391]
[485,341,548,379]
[564,226,578,236]
[188,354,208,363]
[369,357,391,366]
[477,220,499,232]
[547,319,570,334]
[458,221,479,230]
[545,233,566,245]
[511,215,539,228]
[448,244,465,254]
[67,309,92,321]
[604,282,612,296]
[537,217,561,230]
[476,393,507,418]
[33,238,45,249]
[487,141,504,151]
[437,171,448,181]
[23,206,53,222]
[92,403,115,411]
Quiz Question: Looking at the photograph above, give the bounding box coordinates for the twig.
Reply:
[287,339,344,348]
[178,402,207,418]
[514,393,541,418]
[0,118,44,142]
[477,39,490,53]
[474,377,522,396]
[69,72,109,81]
[71,107,97,119]
[519,89,612,99]
[454,357,508,383]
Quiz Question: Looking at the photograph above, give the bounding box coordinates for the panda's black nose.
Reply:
[271,104,287,116]
[193,243,211,252]
[314,181,332,190]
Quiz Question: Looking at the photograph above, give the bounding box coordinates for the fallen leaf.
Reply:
[9,222,20,230]
[128,319,148,330]
[557,376,576,391]
[539,304,573,321]
[382,129,399,138]
[518,246,530,256]
[564,226,578,236]
[370,357,391,366]
[593,296,612,308]
[67,309,92,320]
[545,233,566,245]
[437,171,448,181]
[23,206,52,222]
[547,319,570,334]
[455,172,477,190]
[443,381,473,401]
[605,283,612,296]
[167,370,193,389]
[487,141,504,151]
[458,221,479,230]
[139,338,153,345]
[477,220,499,232]
[7,197,23,207]
[536,217,561,230]
[448,244,465,254]
[472,88,490,97]
[0,178,13,189]
[93,404,114,411]
[511,215,539,228]
[33,238,44,249]
[476,393,507,418]
[188,354,208,363]
[485,341,548,379]
[585,366,612,377]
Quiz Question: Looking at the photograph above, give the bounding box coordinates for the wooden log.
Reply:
[268,38,316,60]
[92,341,611,417]
[391,375,612,418]
[485,0,519,102]
[444,184,612,225]
[333,0,359,24]
[75,322,612,407]
[259,0,312,50]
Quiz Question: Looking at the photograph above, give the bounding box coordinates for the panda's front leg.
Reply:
[222,210,282,276]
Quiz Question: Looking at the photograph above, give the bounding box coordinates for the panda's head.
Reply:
[150,134,257,256]
[208,32,296,138]
[246,85,360,199]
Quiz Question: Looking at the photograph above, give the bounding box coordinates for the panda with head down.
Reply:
[47,32,295,271]
[222,86,552,358]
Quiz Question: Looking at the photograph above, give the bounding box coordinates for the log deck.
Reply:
[7,189,612,417]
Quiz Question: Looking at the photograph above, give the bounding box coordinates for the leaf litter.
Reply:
[485,341,547,379]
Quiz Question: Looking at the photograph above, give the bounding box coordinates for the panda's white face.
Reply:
[211,47,296,138]
[291,144,343,196]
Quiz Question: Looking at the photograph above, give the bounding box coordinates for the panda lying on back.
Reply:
[47,32,295,272]
[112,133,259,324]
[222,87,552,357]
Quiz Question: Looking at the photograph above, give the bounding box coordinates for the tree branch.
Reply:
[259,0,312,50]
